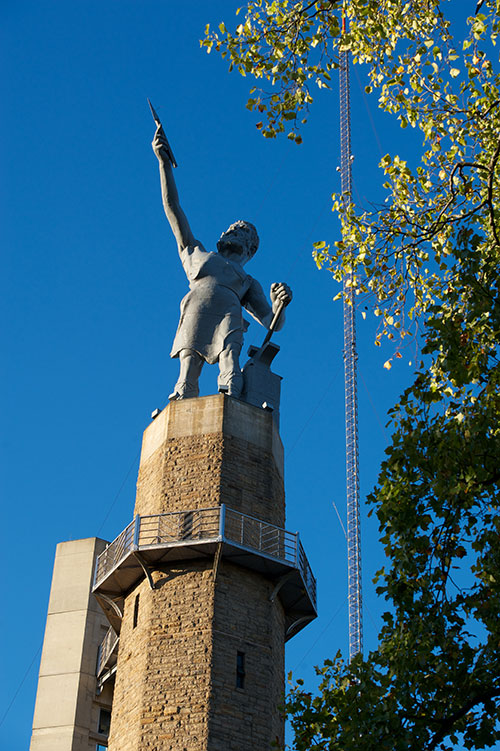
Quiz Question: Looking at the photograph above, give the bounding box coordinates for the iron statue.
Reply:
[151,117,292,400]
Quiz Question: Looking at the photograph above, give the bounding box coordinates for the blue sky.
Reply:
[2,1,425,746]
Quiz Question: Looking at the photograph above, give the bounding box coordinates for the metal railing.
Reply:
[224,507,297,564]
[96,626,119,677]
[94,505,316,608]
[139,507,220,546]
[298,540,317,606]
[94,519,135,585]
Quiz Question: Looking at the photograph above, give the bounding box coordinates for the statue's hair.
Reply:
[217,220,259,257]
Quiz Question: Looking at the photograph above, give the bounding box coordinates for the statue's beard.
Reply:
[218,237,246,257]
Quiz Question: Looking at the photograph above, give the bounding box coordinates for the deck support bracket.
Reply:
[213,541,223,580]
[269,571,295,602]
[133,551,155,590]
[96,593,123,620]
[286,616,315,640]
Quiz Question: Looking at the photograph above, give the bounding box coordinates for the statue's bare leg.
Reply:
[218,343,243,398]
[171,349,204,399]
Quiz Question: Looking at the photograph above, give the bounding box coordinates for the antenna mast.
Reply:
[339,9,363,661]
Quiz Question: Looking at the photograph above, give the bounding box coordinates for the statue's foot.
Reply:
[170,381,199,400]
[169,391,197,401]
[218,371,243,399]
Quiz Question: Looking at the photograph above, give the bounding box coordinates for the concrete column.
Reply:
[30,537,112,751]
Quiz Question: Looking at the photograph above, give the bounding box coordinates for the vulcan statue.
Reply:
[151,115,292,401]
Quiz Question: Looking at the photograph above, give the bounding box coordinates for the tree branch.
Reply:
[427,687,500,751]
[486,136,500,246]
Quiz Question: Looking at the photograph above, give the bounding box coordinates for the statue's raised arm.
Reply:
[152,124,196,250]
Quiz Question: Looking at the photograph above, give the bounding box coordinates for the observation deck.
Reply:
[93,504,317,641]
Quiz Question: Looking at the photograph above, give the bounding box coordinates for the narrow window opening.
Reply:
[98,707,111,735]
[236,651,245,689]
[133,594,140,629]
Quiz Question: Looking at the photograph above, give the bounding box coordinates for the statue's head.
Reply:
[217,220,259,263]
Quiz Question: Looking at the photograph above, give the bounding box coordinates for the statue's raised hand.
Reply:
[152,124,172,163]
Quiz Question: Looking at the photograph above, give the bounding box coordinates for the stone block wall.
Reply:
[134,432,225,517]
[134,395,285,527]
[108,561,285,751]
[209,562,285,750]
[108,563,215,751]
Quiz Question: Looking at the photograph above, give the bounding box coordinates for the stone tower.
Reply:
[92,394,316,750]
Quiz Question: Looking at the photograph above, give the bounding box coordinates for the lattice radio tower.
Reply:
[339,9,363,662]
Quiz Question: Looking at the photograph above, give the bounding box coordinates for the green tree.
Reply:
[203,2,500,748]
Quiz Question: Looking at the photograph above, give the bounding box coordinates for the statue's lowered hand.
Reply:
[270,282,292,310]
